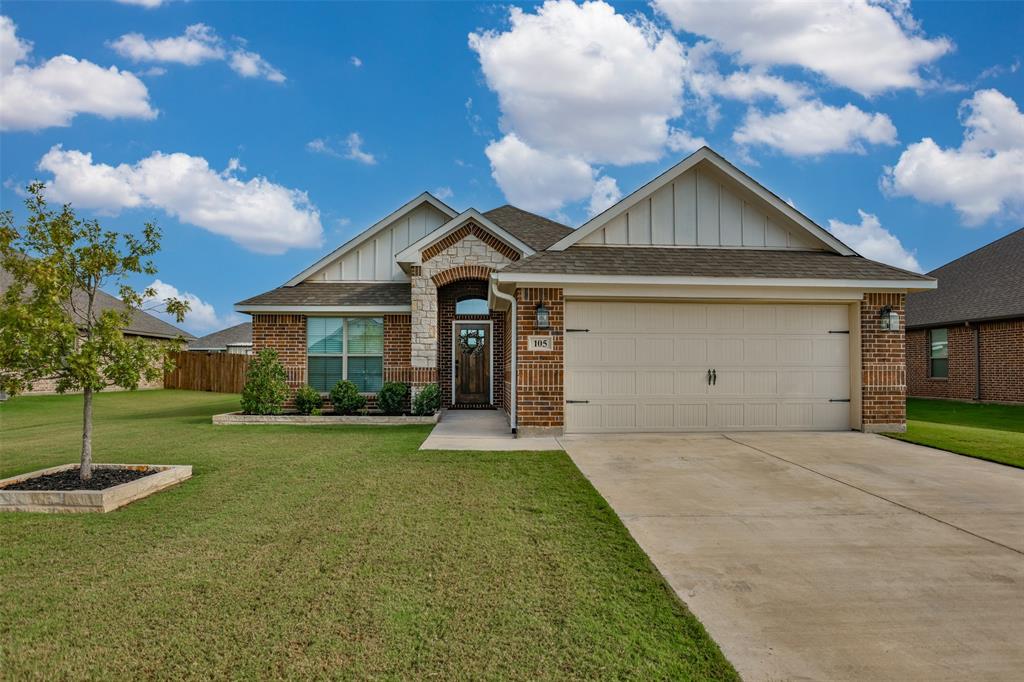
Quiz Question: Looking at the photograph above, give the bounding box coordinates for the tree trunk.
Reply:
[81,386,93,481]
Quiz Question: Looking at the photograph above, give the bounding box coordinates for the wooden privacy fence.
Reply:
[164,351,250,393]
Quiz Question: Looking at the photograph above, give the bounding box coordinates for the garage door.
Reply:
[564,301,851,433]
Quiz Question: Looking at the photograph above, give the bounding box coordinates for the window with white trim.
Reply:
[929,328,948,378]
[307,317,383,393]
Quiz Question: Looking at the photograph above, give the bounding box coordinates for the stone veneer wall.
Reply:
[907,318,1024,403]
[515,287,564,435]
[860,292,907,431]
[410,228,515,372]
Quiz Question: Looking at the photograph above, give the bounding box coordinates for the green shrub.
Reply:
[293,385,322,415]
[377,382,409,416]
[240,349,289,415]
[329,380,366,415]
[412,383,440,416]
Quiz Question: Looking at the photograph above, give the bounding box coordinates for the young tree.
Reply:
[0,183,190,481]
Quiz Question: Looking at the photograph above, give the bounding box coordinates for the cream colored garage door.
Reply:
[564,301,851,433]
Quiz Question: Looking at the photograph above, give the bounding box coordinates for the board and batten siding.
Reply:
[581,168,820,250]
[307,203,449,282]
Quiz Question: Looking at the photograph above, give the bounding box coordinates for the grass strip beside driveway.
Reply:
[0,390,736,680]
[887,398,1024,469]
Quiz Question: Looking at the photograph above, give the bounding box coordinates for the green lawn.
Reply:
[887,398,1024,469]
[0,390,735,681]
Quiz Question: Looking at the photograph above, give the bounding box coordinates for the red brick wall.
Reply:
[908,318,1024,403]
[860,293,906,430]
[502,308,512,418]
[516,287,564,433]
[252,314,306,395]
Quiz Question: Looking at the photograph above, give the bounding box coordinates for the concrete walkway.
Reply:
[562,431,1024,682]
[419,409,563,451]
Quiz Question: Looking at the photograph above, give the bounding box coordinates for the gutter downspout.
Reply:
[491,279,517,433]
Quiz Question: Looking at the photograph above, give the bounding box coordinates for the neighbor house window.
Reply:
[307,317,383,393]
[456,296,488,315]
[929,328,948,378]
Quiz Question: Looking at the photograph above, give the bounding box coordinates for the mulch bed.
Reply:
[3,467,157,492]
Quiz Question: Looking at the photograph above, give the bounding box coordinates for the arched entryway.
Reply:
[434,276,505,409]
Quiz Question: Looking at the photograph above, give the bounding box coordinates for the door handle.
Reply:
[707,369,712,386]
[712,369,717,386]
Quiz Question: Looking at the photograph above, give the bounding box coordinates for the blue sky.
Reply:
[1,1,1021,335]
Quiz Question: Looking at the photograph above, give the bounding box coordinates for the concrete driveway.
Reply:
[562,432,1024,681]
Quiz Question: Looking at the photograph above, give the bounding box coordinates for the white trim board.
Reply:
[285,191,457,286]
[451,320,494,406]
[494,272,936,291]
[549,146,856,256]
[395,209,535,264]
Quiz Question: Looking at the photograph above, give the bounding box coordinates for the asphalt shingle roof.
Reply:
[0,265,194,340]
[498,246,936,281]
[236,281,411,307]
[187,322,252,350]
[483,205,574,250]
[906,227,1024,328]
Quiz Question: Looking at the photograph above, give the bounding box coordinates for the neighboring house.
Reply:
[236,147,935,435]
[188,322,253,355]
[906,228,1023,404]
[0,264,194,395]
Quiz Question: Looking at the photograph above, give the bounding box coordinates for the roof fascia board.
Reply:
[394,209,535,263]
[493,271,936,291]
[549,146,856,256]
[235,304,412,314]
[284,192,457,286]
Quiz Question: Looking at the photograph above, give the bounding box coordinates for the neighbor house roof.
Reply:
[0,265,194,340]
[483,205,574,250]
[906,227,1024,328]
[188,322,252,351]
[497,247,935,283]
[236,282,411,309]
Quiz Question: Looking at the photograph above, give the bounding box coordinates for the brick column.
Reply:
[251,314,306,398]
[860,293,906,432]
[516,287,564,436]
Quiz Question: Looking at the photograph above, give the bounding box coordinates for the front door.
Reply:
[454,323,490,404]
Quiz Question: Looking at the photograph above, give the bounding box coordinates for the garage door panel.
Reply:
[565,302,851,433]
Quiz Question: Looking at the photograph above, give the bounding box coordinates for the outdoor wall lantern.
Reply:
[879,305,900,331]
[535,302,550,329]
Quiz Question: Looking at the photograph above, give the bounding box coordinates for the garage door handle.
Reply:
[829,398,851,403]
[712,369,717,386]
[566,328,590,333]
[566,400,590,404]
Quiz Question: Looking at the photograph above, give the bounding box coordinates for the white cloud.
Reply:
[0,16,155,131]
[344,133,377,165]
[588,175,621,217]
[110,24,224,65]
[109,24,284,82]
[144,279,242,335]
[666,128,708,153]
[828,210,921,272]
[734,100,898,156]
[883,89,1024,225]
[470,0,686,165]
[229,49,285,83]
[38,145,322,254]
[114,0,167,7]
[350,56,362,67]
[484,134,596,213]
[654,0,952,96]
[306,138,336,157]
[433,186,454,201]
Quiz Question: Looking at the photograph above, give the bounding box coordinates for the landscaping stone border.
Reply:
[212,411,441,426]
[0,463,192,514]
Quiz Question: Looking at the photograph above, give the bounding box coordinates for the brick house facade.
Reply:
[237,148,936,434]
[905,228,1023,405]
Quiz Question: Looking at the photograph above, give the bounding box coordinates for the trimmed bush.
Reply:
[377,382,409,416]
[240,349,289,415]
[329,380,366,415]
[293,385,323,416]
[412,383,441,416]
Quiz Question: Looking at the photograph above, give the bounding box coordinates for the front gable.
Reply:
[551,147,855,255]
[394,209,535,269]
